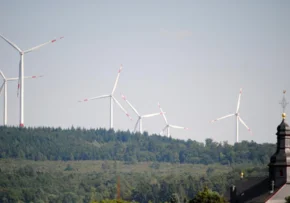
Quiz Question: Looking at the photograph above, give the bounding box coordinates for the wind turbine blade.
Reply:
[0,34,22,52]
[112,96,132,120]
[78,95,110,102]
[158,102,168,124]
[111,65,123,95]
[24,75,44,79]
[238,116,252,134]
[134,119,140,132]
[7,75,44,81]
[169,125,189,130]
[0,82,5,96]
[236,88,242,113]
[160,126,168,135]
[0,70,6,80]
[6,78,18,81]
[121,94,140,116]
[24,36,64,53]
[211,113,235,123]
[142,112,164,118]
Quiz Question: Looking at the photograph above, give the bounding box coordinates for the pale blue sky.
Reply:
[0,1,289,143]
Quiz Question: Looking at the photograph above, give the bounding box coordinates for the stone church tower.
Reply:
[268,112,290,188]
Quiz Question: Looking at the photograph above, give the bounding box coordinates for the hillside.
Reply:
[0,126,273,202]
[0,126,275,164]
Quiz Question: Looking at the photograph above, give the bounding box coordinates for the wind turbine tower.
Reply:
[0,34,63,127]
[211,88,252,143]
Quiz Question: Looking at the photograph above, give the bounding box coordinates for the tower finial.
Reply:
[280,90,288,119]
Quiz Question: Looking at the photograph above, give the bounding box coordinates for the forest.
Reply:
[0,126,274,202]
[0,126,275,164]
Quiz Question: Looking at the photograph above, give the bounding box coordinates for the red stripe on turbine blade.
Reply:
[51,39,56,43]
[126,114,132,120]
[84,99,88,101]
[32,76,36,78]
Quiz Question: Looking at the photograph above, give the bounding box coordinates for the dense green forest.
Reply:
[0,126,274,202]
[0,126,275,164]
[0,160,267,203]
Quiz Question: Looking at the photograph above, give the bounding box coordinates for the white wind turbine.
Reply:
[0,70,43,126]
[121,94,165,133]
[0,34,63,127]
[210,88,252,143]
[158,102,189,137]
[79,65,132,128]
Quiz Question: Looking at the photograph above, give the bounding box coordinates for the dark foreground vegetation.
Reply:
[0,126,273,202]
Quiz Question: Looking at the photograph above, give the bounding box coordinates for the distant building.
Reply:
[226,113,290,203]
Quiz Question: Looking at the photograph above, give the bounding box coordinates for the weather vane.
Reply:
[280,90,288,114]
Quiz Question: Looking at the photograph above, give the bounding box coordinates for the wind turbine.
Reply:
[78,65,132,128]
[210,88,252,143]
[121,94,165,133]
[158,102,189,137]
[0,34,63,127]
[0,70,43,126]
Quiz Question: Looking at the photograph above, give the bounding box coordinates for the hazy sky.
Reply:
[0,1,289,144]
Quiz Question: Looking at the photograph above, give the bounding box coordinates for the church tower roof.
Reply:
[277,113,289,131]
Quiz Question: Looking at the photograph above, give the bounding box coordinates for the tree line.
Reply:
[0,126,275,165]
